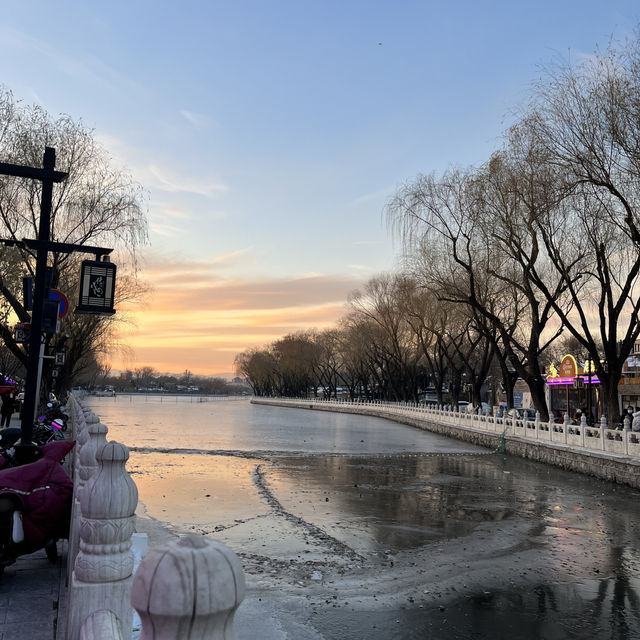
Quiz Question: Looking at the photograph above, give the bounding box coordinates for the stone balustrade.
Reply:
[64,393,246,640]
[253,397,640,487]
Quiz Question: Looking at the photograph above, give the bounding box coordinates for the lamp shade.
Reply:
[75,259,116,315]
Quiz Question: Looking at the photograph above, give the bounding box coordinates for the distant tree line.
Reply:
[83,366,249,396]
[236,34,640,425]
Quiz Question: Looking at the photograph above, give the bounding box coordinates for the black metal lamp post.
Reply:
[0,148,68,462]
[0,147,115,464]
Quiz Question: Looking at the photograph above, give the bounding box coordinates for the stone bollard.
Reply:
[71,400,86,439]
[78,422,109,491]
[69,421,110,578]
[131,535,246,640]
[79,610,124,640]
[77,412,100,451]
[67,441,139,640]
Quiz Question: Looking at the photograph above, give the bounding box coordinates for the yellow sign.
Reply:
[559,354,578,378]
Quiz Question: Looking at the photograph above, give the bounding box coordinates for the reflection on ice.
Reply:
[88,397,640,639]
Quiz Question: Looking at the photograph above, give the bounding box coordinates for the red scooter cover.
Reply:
[0,440,75,553]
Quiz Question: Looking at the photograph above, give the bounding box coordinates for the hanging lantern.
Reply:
[75,258,116,315]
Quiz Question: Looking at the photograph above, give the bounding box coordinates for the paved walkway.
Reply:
[0,540,67,640]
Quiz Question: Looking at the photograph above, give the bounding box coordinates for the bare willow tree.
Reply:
[394,277,451,405]
[336,314,380,400]
[234,348,279,396]
[387,164,564,420]
[272,332,319,397]
[388,33,640,424]
[0,88,148,394]
[348,274,424,402]
[518,39,640,423]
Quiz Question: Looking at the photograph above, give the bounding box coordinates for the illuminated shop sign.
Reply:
[546,354,599,386]
[546,375,600,386]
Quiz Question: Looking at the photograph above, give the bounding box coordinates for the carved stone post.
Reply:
[131,535,246,640]
[67,442,138,640]
[78,422,109,492]
[70,397,86,441]
[79,610,124,640]
[69,421,110,576]
[77,412,100,451]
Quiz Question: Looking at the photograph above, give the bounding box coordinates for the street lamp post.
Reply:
[0,148,68,462]
[0,147,114,464]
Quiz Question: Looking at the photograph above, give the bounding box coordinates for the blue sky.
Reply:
[1,1,639,374]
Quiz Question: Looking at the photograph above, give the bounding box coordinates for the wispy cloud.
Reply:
[157,205,191,220]
[145,164,227,197]
[120,298,350,375]
[148,222,188,238]
[95,134,228,199]
[113,258,366,374]
[0,27,146,100]
[141,249,254,282]
[179,109,210,129]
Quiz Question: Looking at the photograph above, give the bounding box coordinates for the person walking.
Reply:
[0,392,14,427]
[632,407,640,432]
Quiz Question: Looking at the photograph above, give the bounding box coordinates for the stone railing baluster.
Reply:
[67,441,138,640]
[131,535,245,640]
[78,610,125,640]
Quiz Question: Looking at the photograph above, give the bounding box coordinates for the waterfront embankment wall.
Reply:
[252,398,640,489]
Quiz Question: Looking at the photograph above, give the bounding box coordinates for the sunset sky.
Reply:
[1,1,639,376]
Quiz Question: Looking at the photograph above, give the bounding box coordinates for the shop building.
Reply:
[546,354,600,423]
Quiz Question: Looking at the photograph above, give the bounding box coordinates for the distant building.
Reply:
[620,341,640,410]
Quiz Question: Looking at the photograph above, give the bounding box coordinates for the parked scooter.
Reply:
[0,439,74,576]
[0,409,67,470]
[33,416,66,446]
[42,401,68,431]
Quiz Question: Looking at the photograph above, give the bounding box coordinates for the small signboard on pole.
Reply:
[75,259,116,315]
[48,289,69,318]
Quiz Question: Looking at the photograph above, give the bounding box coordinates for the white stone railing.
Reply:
[258,397,640,460]
[65,393,246,640]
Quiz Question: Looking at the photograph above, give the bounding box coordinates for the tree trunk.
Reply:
[600,369,622,427]
[528,376,549,422]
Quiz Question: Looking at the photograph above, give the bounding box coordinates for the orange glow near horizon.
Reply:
[108,258,364,376]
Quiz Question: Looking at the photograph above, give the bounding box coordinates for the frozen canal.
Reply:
[86,395,640,639]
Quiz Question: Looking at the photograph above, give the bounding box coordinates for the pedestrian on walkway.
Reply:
[0,392,14,427]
